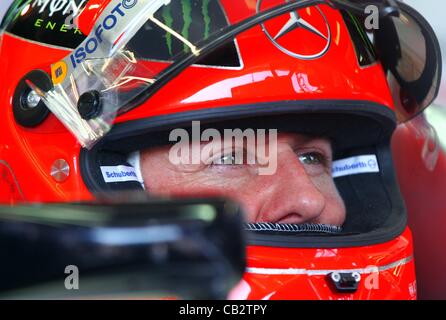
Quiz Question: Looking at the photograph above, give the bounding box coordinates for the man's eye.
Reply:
[299,152,326,166]
[212,153,239,165]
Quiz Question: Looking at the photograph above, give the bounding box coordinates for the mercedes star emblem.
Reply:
[257,0,332,60]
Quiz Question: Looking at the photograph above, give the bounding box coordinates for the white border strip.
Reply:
[246,256,413,276]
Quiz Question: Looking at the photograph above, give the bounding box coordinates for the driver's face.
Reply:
[140,132,346,226]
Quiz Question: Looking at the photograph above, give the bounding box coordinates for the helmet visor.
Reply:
[374,2,442,122]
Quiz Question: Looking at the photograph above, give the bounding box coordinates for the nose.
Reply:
[258,148,326,224]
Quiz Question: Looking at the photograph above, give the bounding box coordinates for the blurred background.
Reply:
[1,0,445,299]
[395,0,446,300]
[405,0,446,144]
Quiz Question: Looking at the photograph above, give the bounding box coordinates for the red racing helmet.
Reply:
[0,0,442,299]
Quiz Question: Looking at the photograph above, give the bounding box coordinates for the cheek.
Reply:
[140,161,163,190]
[140,152,180,192]
[325,193,346,225]
[313,175,346,224]
[143,171,264,222]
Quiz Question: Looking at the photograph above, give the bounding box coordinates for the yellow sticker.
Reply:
[51,61,68,85]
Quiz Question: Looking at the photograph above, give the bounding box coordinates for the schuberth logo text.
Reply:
[100,166,139,183]
[332,155,380,178]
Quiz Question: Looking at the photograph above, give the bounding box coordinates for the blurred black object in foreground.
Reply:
[0,197,246,299]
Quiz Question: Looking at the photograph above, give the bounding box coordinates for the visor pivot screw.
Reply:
[352,272,361,282]
[51,159,70,183]
[331,272,341,283]
[13,70,52,127]
[78,90,102,120]
[25,90,41,109]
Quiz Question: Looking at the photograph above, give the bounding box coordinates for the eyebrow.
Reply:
[292,136,333,157]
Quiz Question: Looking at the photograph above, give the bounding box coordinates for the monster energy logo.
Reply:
[159,0,213,55]
[3,0,86,21]
[32,0,87,17]
[3,0,87,49]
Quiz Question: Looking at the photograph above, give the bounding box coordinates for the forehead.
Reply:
[142,131,332,155]
[275,132,330,144]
